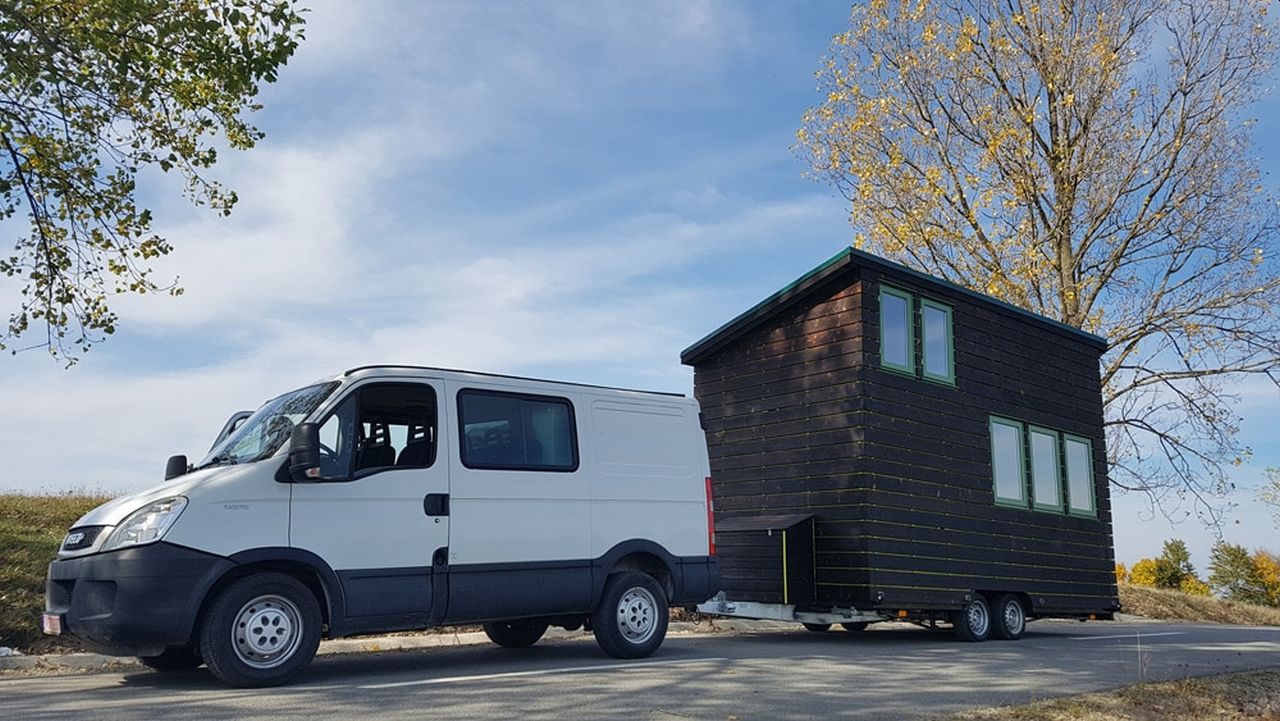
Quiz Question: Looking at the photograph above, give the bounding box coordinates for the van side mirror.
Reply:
[164,455,189,481]
[287,423,322,482]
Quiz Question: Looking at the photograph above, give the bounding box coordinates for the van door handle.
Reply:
[424,493,449,517]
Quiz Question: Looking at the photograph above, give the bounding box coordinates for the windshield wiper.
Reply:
[199,453,238,470]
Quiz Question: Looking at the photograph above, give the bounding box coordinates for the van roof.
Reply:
[340,365,686,398]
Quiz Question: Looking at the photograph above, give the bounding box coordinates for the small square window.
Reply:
[459,390,578,471]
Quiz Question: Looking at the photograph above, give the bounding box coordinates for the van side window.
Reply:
[316,383,438,479]
[458,390,577,471]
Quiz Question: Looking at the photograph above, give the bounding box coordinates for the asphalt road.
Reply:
[2,621,1278,720]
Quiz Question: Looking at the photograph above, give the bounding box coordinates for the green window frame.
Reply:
[920,299,955,385]
[1063,434,1097,517]
[1028,425,1064,513]
[879,285,915,375]
[990,416,1027,507]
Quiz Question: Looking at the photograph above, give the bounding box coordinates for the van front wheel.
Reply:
[591,572,669,659]
[199,572,322,687]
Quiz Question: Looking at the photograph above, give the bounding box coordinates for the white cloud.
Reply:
[0,1,851,497]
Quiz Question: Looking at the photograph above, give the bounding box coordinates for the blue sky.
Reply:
[1,1,1276,571]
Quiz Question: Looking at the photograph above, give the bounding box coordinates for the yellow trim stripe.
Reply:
[782,530,789,605]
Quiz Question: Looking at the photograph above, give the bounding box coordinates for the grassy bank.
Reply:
[930,667,1280,720]
[1119,583,1280,626]
[0,493,112,653]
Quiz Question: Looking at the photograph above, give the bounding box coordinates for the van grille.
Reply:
[62,526,106,552]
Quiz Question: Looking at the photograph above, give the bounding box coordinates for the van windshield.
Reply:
[197,382,340,469]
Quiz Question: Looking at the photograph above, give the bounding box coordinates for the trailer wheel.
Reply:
[991,594,1026,640]
[483,619,550,648]
[138,646,203,672]
[591,572,669,659]
[199,572,322,687]
[840,622,869,632]
[802,623,832,633]
[953,595,991,642]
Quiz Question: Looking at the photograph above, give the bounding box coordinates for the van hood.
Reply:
[72,462,271,528]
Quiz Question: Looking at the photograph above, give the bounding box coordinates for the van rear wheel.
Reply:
[199,572,322,687]
[802,623,831,633]
[483,619,550,648]
[591,572,669,659]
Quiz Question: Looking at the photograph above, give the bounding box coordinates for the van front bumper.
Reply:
[44,542,233,656]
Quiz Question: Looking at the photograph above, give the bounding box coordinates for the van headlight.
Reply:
[101,497,188,552]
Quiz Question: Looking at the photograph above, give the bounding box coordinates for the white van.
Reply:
[43,366,720,687]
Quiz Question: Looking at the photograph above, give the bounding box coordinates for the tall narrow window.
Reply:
[1064,435,1096,516]
[990,417,1026,506]
[1029,427,1062,512]
[920,299,954,384]
[879,286,914,374]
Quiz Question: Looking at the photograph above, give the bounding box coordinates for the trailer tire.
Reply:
[802,623,832,633]
[841,622,869,632]
[483,619,550,648]
[199,572,322,687]
[592,572,668,659]
[138,646,203,672]
[953,595,991,642]
[991,594,1026,640]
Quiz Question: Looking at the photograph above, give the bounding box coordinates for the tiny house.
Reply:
[684,247,1119,640]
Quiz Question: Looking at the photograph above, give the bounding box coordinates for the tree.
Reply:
[1152,538,1196,589]
[0,0,305,362]
[1129,557,1158,586]
[798,0,1280,522]
[1262,468,1280,527]
[1254,549,1280,606]
[1208,540,1268,604]
[1208,541,1280,607]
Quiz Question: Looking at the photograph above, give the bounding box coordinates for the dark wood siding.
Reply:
[695,273,875,607]
[692,259,1119,617]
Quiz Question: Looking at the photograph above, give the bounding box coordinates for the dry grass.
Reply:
[1120,583,1280,626]
[0,493,112,653]
[930,668,1280,720]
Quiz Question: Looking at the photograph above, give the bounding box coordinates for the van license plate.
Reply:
[42,614,62,635]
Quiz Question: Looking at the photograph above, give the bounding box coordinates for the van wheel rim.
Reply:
[966,601,989,637]
[232,594,303,669]
[1003,600,1024,635]
[616,587,658,644]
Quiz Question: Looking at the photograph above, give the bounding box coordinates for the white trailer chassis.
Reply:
[696,592,887,626]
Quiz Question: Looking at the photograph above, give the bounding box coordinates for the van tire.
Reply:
[199,572,322,687]
[802,623,831,633]
[591,572,668,659]
[991,594,1026,640]
[953,595,991,642]
[138,646,203,671]
[483,619,550,648]
[841,622,869,632]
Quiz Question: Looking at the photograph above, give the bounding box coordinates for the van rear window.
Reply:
[458,390,578,472]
